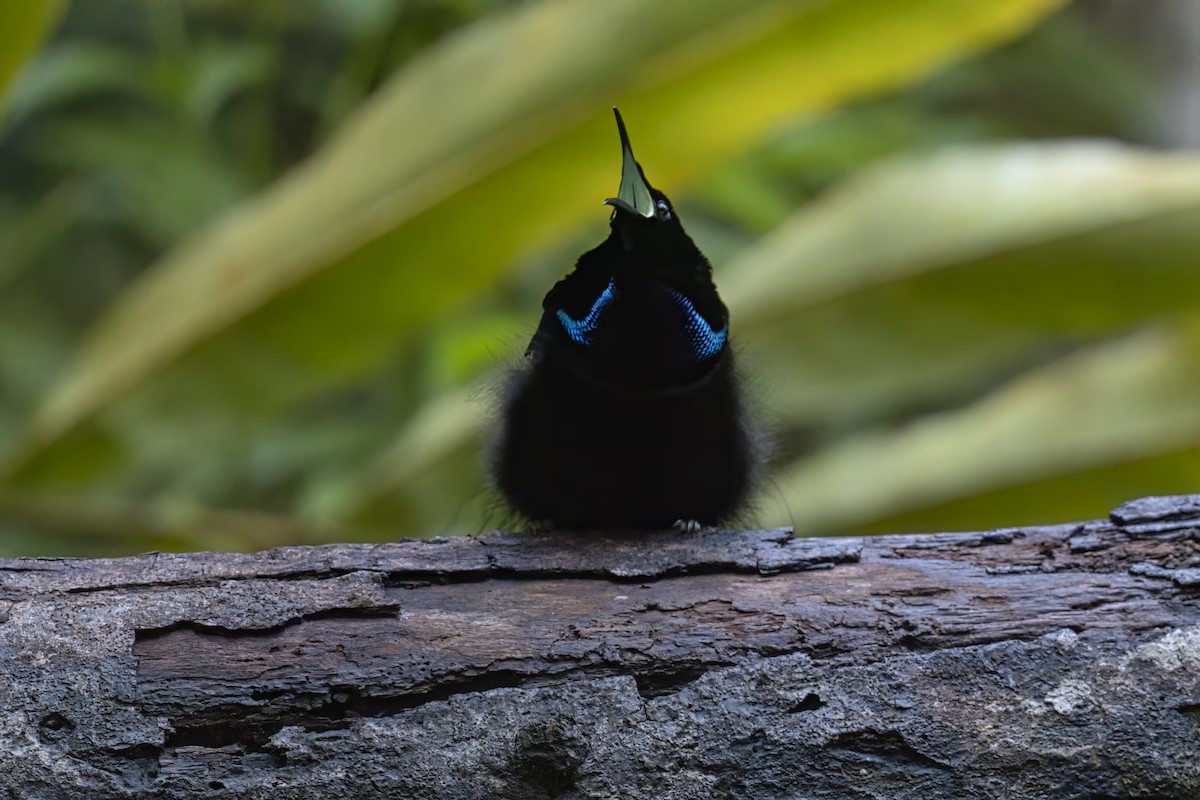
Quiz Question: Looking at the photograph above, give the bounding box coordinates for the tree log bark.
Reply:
[1,496,1199,799]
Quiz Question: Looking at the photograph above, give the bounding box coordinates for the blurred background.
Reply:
[1,0,1199,556]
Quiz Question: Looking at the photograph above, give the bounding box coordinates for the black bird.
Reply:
[491,109,761,530]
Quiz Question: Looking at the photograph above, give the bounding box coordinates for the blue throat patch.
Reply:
[668,288,727,361]
[557,280,727,361]
[557,279,618,347]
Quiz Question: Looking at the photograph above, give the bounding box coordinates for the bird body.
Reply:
[491,110,759,530]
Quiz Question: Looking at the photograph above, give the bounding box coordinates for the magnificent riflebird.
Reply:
[491,109,760,530]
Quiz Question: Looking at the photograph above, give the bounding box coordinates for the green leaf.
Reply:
[0,0,63,119]
[0,180,89,290]
[725,143,1200,427]
[38,116,251,247]
[854,447,1200,536]
[184,42,275,127]
[1,42,153,124]
[766,323,1200,533]
[729,143,1200,318]
[2,0,1063,484]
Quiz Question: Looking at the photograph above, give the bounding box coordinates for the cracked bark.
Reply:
[1,496,1199,799]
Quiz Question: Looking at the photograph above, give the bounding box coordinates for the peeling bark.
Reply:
[1,497,1198,798]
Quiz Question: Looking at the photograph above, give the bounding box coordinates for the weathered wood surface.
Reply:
[1,496,1199,799]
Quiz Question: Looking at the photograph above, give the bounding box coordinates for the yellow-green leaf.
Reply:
[768,323,1200,533]
[726,143,1200,426]
[3,0,1063,483]
[0,0,64,118]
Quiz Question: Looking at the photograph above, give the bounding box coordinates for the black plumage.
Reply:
[490,109,760,530]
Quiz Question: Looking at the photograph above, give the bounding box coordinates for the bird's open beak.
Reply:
[604,108,655,218]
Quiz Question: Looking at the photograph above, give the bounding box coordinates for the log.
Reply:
[1,496,1199,799]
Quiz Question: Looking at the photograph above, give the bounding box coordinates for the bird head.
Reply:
[600,110,704,284]
[533,109,730,389]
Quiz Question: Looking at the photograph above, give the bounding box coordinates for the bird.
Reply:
[490,108,761,531]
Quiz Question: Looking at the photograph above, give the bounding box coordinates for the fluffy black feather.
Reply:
[491,109,760,530]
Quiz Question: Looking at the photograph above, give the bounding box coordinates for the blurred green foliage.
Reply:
[1,0,1196,556]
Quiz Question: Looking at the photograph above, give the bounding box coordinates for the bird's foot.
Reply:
[672,519,705,533]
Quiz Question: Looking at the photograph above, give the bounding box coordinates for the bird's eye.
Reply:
[656,199,672,220]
